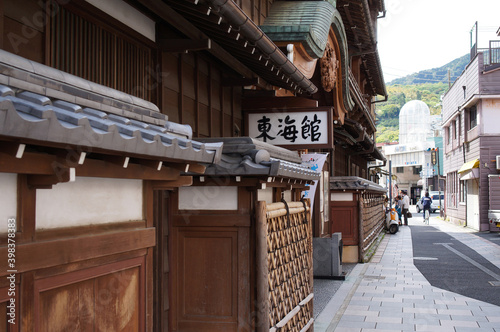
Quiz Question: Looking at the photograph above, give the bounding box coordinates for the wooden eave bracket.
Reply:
[151,176,193,190]
[27,167,75,189]
[159,38,212,53]
[170,162,206,175]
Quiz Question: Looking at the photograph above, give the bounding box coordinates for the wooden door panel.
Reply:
[174,228,238,331]
[331,203,358,245]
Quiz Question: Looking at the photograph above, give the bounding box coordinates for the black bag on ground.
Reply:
[407,211,412,218]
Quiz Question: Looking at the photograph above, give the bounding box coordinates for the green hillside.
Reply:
[375,55,470,143]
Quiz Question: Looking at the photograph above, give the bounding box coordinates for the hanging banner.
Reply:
[301,153,329,221]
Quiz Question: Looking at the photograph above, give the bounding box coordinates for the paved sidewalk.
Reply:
[315,216,500,331]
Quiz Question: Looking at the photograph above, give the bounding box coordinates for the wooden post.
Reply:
[255,201,269,332]
[358,195,364,262]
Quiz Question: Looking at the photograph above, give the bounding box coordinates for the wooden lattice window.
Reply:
[49,6,154,102]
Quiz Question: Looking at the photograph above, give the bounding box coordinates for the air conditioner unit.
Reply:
[497,156,500,170]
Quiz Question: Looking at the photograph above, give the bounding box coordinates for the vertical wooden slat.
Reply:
[208,63,213,137]
[21,272,35,331]
[256,201,270,332]
[195,54,199,137]
[17,174,35,243]
[178,55,184,124]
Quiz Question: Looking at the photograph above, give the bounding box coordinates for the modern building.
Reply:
[441,29,500,231]
[382,100,443,203]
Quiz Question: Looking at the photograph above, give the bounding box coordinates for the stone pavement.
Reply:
[315,214,500,331]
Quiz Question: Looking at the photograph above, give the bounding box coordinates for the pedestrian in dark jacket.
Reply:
[420,192,433,221]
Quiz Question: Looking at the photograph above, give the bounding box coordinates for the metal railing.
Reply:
[478,40,500,67]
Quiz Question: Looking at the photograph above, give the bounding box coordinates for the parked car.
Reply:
[416,191,444,213]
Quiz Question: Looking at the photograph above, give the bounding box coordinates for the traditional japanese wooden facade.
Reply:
[1,0,387,330]
[0,50,222,330]
[170,137,319,331]
[329,176,386,262]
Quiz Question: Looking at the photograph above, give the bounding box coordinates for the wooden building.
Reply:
[0,50,222,330]
[442,38,500,232]
[1,0,387,330]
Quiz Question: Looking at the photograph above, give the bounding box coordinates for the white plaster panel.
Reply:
[257,187,273,204]
[0,173,17,233]
[85,0,156,41]
[330,193,353,201]
[36,177,143,230]
[482,99,500,134]
[179,186,238,210]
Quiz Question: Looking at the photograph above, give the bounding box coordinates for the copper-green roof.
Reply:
[260,0,354,111]
[261,1,337,59]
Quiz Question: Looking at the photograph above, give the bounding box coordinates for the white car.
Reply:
[416,191,444,213]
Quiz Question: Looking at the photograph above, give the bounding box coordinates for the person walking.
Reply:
[420,191,433,222]
[401,190,410,226]
[395,195,403,224]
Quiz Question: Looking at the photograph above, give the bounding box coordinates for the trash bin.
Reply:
[313,232,344,280]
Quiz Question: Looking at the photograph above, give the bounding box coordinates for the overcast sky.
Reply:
[377,0,500,83]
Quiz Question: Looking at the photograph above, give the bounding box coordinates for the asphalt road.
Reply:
[411,219,500,306]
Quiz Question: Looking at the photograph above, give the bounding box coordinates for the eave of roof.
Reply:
[330,175,385,193]
[337,0,386,97]
[260,0,354,111]
[198,137,320,181]
[162,0,318,95]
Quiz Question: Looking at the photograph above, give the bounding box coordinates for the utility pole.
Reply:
[436,148,443,217]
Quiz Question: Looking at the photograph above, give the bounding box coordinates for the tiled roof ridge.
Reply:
[0,49,165,126]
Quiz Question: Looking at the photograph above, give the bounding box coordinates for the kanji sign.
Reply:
[248,111,329,146]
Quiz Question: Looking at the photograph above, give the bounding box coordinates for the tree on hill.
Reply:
[375,55,470,143]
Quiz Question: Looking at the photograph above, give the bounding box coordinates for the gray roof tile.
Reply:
[0,85,222,164]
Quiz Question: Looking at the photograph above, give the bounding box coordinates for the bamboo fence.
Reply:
[257,200,314,332]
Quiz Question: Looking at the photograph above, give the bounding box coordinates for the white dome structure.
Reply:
[399,100,431,144]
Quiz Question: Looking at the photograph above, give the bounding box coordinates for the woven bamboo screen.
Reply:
[360,194,385,258]
[256,201,314,332]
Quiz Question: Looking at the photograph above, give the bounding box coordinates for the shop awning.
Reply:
[458,159,479,174]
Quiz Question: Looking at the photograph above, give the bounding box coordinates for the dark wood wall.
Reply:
[161,52,243,138]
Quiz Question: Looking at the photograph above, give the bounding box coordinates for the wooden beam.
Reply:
[0,151,56,175]
[0,228,156,276]
[159,38,211,53]
[222,77,260,87]
[173,214,250,227]
[17,175,35,243]
[0,141,26,159]
[151,176,193,190]
[137,0,255,78]
[0,150,182,180]
[242,97,318,110]
[27,167,75,189]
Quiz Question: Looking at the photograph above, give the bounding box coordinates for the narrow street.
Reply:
[411,207,500,306]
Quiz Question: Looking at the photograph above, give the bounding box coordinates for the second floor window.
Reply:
[396,167,404,173]
[413,166,422,175]
[470,106,477,129]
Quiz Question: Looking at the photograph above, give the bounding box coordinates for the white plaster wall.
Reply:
[36,177,143,230]
[85,0,156,41]
[482,99,500,134]
[0,173,17,233]
[331,193,353,201]
[257,187,273,204]
[179,186,238,210]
